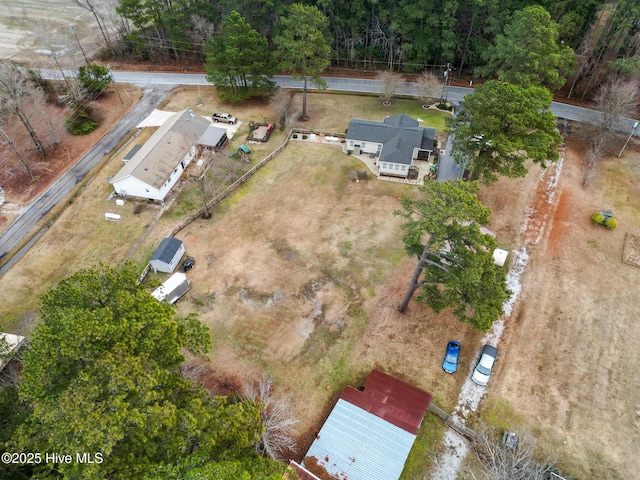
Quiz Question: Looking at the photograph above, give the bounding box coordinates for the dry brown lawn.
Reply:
[476,124,640,479]
[2,84,640,479]
[168,141,485,463]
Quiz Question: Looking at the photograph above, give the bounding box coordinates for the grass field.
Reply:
[0,85,469,478]
[169,140,480,477]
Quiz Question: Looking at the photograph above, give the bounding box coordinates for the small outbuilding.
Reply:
[298,369,432,480]
[150,237,185,273]
[197,125,228,152]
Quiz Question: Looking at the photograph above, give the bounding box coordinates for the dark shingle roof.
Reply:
[150,237,183,264]
[346,114,436,165]
[383,113,419,127]
[198,126,227,147]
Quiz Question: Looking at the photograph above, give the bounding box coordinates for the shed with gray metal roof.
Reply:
[299,369,431,480]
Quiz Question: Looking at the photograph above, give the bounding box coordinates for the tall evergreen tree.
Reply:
[477,5,575,91]
[7,263,286,479]
[447,80,562,184]
[205,11,276,102]
[396,180,510,331]
[274,3,331,120]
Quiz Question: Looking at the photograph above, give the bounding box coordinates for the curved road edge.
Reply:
[0,85,172,273]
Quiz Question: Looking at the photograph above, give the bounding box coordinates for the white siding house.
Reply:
[110,110,210,202]
[346,114,436,178]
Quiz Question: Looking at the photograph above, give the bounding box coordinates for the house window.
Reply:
[145,188,150,192]
[381,163,387,169]
[395,164,400,170]
[361,142,367,149]
[174,168,178,174]
[401,165,406,171]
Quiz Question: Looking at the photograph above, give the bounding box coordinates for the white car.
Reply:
[471,344,498,386]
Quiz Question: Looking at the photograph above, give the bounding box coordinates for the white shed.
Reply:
[150,237,185,273]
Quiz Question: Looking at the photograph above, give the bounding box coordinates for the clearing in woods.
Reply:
[0,76,638,478]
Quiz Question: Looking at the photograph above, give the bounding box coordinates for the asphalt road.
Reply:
[1,70,635,271]
[0,84,171,265]
[105,71,631,132]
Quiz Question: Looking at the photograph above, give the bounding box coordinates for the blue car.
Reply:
[442,340,461,373]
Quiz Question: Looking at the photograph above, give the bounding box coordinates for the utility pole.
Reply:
[107,65,123,105]
[69,25,90,66]
[51,51,71,91]
[618,121,639,158]
[440,63,454,104]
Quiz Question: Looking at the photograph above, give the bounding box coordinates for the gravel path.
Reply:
[430,127,567,479]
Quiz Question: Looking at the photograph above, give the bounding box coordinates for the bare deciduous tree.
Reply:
[583,132,610,186]
[377,70,402,104]
[470,425,556,480]
[244,374,299,460]
[0,62,47,157]
[582,77,638,185]
[189,14,216,46]
[595,77,639,132]
[0,121,35,181]
[415,71,441,107]
[74,0,114,52]
[178,353,207,381]
[196,151,247,219]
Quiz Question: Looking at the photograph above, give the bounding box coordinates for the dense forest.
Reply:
[108,0,640,98]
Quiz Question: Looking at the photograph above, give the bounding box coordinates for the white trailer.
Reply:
[0,332,26,371]
[151,272,191,304]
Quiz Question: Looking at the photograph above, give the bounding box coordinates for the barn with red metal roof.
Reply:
[293,369,432,480]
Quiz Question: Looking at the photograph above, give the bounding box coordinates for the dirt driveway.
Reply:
[483,124,640,479]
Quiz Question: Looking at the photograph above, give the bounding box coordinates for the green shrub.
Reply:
[591,212,605,224]
[605,217,618,229]
[346,150,353,155]
[293,134,298,139]
[302,134,308,140]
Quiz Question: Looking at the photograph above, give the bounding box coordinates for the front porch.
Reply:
[346,148,438,185]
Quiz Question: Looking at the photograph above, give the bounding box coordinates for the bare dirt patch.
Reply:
[622,233,640,267]
[484,127,640,479]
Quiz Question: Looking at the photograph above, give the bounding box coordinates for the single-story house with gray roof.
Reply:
[346,113,436,178]
[110,110,210,202]
[150,237,185,273]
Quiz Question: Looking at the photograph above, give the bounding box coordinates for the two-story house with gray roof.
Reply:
[345,113,436,178]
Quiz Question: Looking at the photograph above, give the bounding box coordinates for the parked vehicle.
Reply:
[151,272,191,305]
[442,340,461,373]
[472,344,499,386]
[182,256,196,272]
[212,113,237,124]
